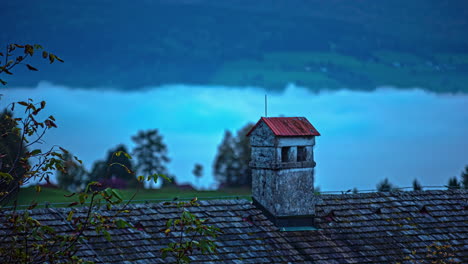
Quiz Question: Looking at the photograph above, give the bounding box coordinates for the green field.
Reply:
[4,1,468,93]
[211,51,468,93]
[13,186,252,208]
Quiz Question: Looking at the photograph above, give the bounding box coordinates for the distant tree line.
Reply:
[4,107,466,193]
[372,166,468,193]
[55,129,171,192]
[213,123,254,188]
[212,121,468,192]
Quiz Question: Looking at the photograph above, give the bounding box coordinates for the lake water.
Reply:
[2,82,468,191]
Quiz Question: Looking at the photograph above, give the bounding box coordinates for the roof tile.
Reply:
[1,190,466,263]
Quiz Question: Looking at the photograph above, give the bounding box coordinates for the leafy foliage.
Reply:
[132,129,170,188]
[412,178,422,191]
[213,131,237,187]
[0,43,63,86]
[376,178,397,192]
[161,198,222,264]
[0,98,130,263]
[192,163,203,179]
[447,177,461,190]
[0,99,62,204]
[460,165,468,190]
[57,152,88,192]
[0,181,129,263]
[0,99,215,263]
[213,123,254,188]
[234,123,254,187]
[0,110,29,203]
[0,44,218,263]
[88,144,138,188]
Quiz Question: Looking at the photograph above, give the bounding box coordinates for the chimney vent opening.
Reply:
[281,147,291,162]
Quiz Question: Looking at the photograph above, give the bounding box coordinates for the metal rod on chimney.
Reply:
[265,94,267,117]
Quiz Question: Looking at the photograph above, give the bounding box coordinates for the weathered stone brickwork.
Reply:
[252,168,315,217]
[250,121,275,146]
[249,118,317,224]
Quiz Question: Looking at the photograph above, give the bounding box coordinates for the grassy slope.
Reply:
[2,0,468,93]
[211,51,468,93]
[15,187,252,207]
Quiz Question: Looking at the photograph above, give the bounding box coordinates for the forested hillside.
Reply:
[2,0,468,92]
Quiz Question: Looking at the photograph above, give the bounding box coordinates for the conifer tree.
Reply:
[460,165,468,190]
[412,178,422,191]
[447,177,460,190]
[376,178,396,192]
[213,130,238,187]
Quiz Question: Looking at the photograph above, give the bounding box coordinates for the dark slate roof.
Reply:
[1,190,467,263]
[247,117,320,137]
[286,190,467,264]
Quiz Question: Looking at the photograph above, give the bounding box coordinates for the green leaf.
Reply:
[44,119,57,128]
[159,174,172,182]
[30,149,41,156]
[26,64,38,71]
[67,210,74,221]
[104,188,113,197]
[74,156,83,164]
[55,55,64,63]
[115,219,130,228]
[102,230,111,241]
[149,174,158,183]
[0,172,14,183]
[109,162,133,174]
[166,219,173,228]
[86,181,101,192]
[49,53,55,63]
[114,150,131,159]
[78,193,86,204]
[41,225,55,233]
[123,152,132,159]
[111,189,122,201]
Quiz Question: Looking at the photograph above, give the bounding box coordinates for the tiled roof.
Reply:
[247,117,320,137]
[286,190,467,263]
[1,190,466,263]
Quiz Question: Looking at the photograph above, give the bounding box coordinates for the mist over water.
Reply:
[2,82,468,191]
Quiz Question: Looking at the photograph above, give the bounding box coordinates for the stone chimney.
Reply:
[246,117,320,227]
